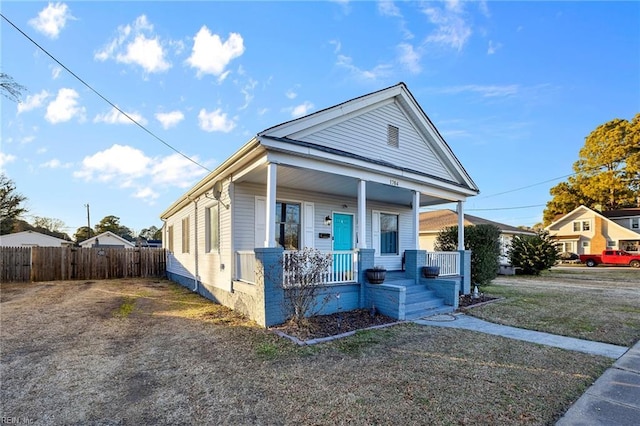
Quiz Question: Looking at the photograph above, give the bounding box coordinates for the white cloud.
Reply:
[17,90,50,114]
[397,43,421,74]
[198,108,236,132]
[94,107,147,125]
[39,158,72,169]
[95,15,171,74]
[336,54,392,81]
[439,84,519,98]
[378,0,401,18]
[155,110,184,129]
[37,147,48,154]
[45,88,85,123]
[117,34,170,73]
[285,86,299,100]
[74,144,207,203]
[239,78,258,110]
[0,152,17,169]
[29,2,74,39]
[150,153,208,189]
[421,1,472,51]
[133,187,159,201]
[487,40,502,55]
[51,66,62,79]
[291,101,314,118]
[186,26,245,78]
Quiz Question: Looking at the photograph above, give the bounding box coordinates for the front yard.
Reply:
[471,267,640,347]
[0,277,619,425]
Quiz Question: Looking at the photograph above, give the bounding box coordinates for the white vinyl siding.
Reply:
[302,103,454,181]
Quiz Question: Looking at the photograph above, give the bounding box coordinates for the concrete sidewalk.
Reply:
[415,314,639,425]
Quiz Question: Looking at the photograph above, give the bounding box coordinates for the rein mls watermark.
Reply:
[1,417,33,424]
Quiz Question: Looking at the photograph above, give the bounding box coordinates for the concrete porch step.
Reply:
[405,304,454,320]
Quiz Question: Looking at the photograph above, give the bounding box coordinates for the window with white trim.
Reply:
[380,213,399,255]
[206,204,219,253]
[573,220,591,231]
[276,201,300,250]
[631,218,639,229]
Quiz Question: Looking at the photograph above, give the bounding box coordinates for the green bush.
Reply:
[435,224,501,286]
[508,230,558,275]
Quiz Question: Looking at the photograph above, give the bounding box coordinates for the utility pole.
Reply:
[84,204,91,237]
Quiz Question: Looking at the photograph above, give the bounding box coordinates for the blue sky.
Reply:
[1,1,639,237]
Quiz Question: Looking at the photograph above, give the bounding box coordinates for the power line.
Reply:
[1,13,211,173]
[466,204,546,211]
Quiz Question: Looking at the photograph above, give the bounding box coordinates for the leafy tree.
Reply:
[32,216,66,234]
[139,226,162,241]
[0,173,28,234]
[12,217,72,241]
[508,230,558,275]
[544,114,640,224]
[435,224,501,286]
[74,226,92,243]
[95,215,134,241]
[0,73,26,103]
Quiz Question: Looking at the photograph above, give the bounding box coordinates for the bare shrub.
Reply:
[282,248,332,326]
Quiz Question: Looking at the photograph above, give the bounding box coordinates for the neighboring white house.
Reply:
[161,83,480,326]
[79,231,136,249]
[546,205,640,255]
[419,209,535,266]
[0,230,74,247]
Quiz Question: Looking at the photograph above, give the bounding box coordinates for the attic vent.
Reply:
[387,125,399,148]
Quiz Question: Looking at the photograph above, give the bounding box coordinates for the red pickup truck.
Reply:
[579,250,640,268]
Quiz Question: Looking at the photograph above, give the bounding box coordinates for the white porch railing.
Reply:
[426,251,460,276]
[236,250,256,284]
[283,250,358,286]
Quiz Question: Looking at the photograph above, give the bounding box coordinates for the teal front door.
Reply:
[333,213,353,250]
[332,213,353,281]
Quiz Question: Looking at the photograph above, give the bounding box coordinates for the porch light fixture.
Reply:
[325,215,332,226]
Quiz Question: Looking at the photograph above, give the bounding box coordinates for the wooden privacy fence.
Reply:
[1,247,166,282]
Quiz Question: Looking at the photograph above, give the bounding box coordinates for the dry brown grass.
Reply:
[0,278,612,425]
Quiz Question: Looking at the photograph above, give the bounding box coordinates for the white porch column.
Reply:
[457,200,465,250]
[357,180,367,248]
[265,163,277,247]
[413,191,420,248]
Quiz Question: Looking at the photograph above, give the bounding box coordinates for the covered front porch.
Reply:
[233,247,470,327]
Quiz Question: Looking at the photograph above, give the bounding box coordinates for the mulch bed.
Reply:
[458,293,499,308]
[272,294,500,341]
[271,309,397,341]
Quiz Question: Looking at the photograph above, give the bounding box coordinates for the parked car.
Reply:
[579,250,640,268]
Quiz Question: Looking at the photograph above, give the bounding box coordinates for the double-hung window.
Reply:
[380,213,399,255]
[276,201,300,250]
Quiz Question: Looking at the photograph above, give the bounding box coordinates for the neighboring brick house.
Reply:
[419,209,535,266]
[545,205,640,254]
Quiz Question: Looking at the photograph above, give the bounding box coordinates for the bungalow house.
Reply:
[160,83,479,327]
[79,231,136,249]
[419,209,535,273]
[0,230,74,247]
[545,205,640,254]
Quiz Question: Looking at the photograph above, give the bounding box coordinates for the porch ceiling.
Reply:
[235,164,450,207]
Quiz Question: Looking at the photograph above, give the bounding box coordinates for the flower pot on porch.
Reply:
[366,268,386,284]
[422,266,440,278]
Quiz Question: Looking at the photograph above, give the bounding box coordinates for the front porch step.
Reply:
[405,304,454,320]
